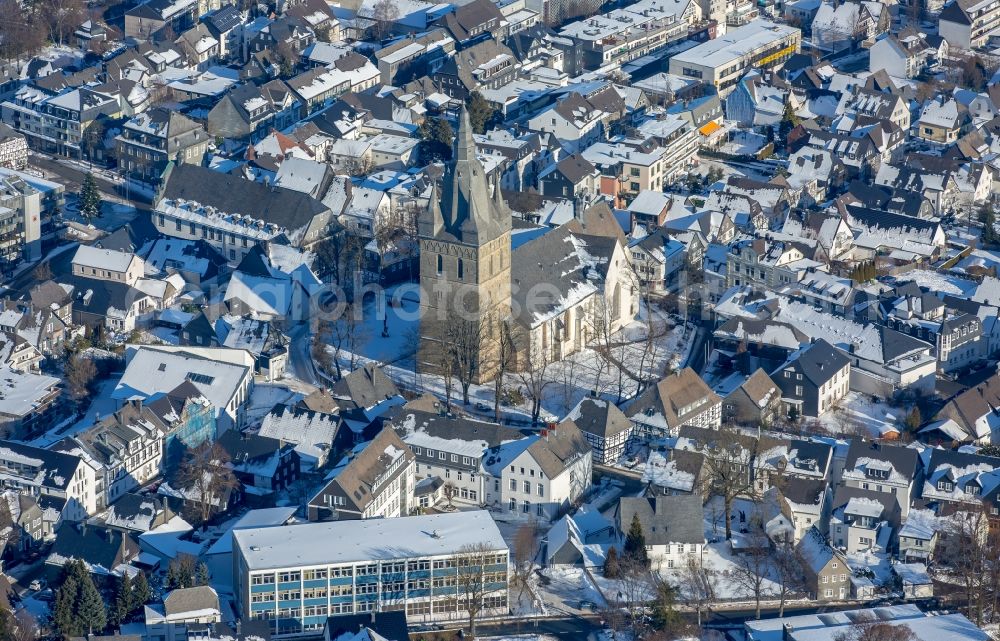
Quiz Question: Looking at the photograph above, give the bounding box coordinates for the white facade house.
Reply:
[484,421,593,522]
[0,440,100,521]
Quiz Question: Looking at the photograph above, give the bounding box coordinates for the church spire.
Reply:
[456,104,475,163]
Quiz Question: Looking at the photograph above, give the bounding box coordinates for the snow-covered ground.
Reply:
[819,392,901,438]
[331,288,688,422]
[659,497,783,602]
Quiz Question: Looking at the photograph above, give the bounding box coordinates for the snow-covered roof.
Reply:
[233,510,507,570]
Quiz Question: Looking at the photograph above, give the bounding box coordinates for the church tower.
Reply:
[417,106,512,384]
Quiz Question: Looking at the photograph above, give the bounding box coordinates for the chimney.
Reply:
[783,623,794,641]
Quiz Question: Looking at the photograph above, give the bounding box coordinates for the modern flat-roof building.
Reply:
[233,511,509,636]
[668,20,801,95]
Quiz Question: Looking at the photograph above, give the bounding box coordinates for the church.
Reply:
[417,107,638,384]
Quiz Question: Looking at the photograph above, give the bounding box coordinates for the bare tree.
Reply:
[454,542,503,638]
[311,322,335,379]
[65,354,98,402]
[680,547,717,626]
[35,0,86,45]
[557,350,581,416]
[773,543,804,617]
[614,555,654,638]
[700,429,767,540]
[326,305,368,379]
[491,319,516,423]
[511,523,538,599]
[442,482,457,509]
[371,0,400,41]
[939,505,991,625]
[723,521,772,619]
[517,342,553,423]
[447,316,487,406]
[175,441,239,525]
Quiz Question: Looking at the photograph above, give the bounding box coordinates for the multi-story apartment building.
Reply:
[0,440,99,521]
[56,401,166,508]
[390,410,523,508]
[939,0,1000,49]
[0,123,27,170]
[154,164,333,263]
[1,86,121,158]
[582,138,672,203]
[0,173,43,271]
[307,428,415,521]
[726,237,818,290]
[115,108,209,187]
[841,440,919,518]
[557,0,694,74]
[486,421,593,522]
[669,20,801,95]
[233,511,509,635]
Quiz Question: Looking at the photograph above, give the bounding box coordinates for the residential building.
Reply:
[0,123,27,170]
[307,428,415,521]
[71,245,146,286]
[389,408,523,509]
[795,528,851,601]
[0,369,63,440]
[233,511,509,634]
[113,345,254,433]
[116,108,209,187]
[145,586,223,641]
[626,368,723,438]
[484,419,593,522]
[0,440,99,521]
[1,86,121,158]
[939,0,1000,49]
[771,339,851,419]
[841,440,919,518]
[565,397,634,465]
[614,496,705,569]
[829,486,900,554]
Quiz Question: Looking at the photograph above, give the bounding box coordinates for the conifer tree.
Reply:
[603,546,621,578]
[110,573,133,627]
[79,173,101,219]
[133,571,151,609]
[623,513,648,566]
[195,562,209,586]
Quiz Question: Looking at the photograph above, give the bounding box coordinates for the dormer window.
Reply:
[966,484,981,496]
[937,481,953,492]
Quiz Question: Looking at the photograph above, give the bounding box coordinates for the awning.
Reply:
[699,121,721,136]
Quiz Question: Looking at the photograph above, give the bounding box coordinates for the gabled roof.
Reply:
[566,397,632,439]
[161,164,328,232]
[616,495,704,545]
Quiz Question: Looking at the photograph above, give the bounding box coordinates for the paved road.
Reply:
[28,153,150,211]
[473,614,606,639]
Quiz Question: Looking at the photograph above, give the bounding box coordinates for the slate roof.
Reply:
[330,364,400,411]
[164,586,220,617]
[782,339,850,387]
[616,495,705,545]
[844,440,919,480]
[566,397,632,440]
[161,164,328,231]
